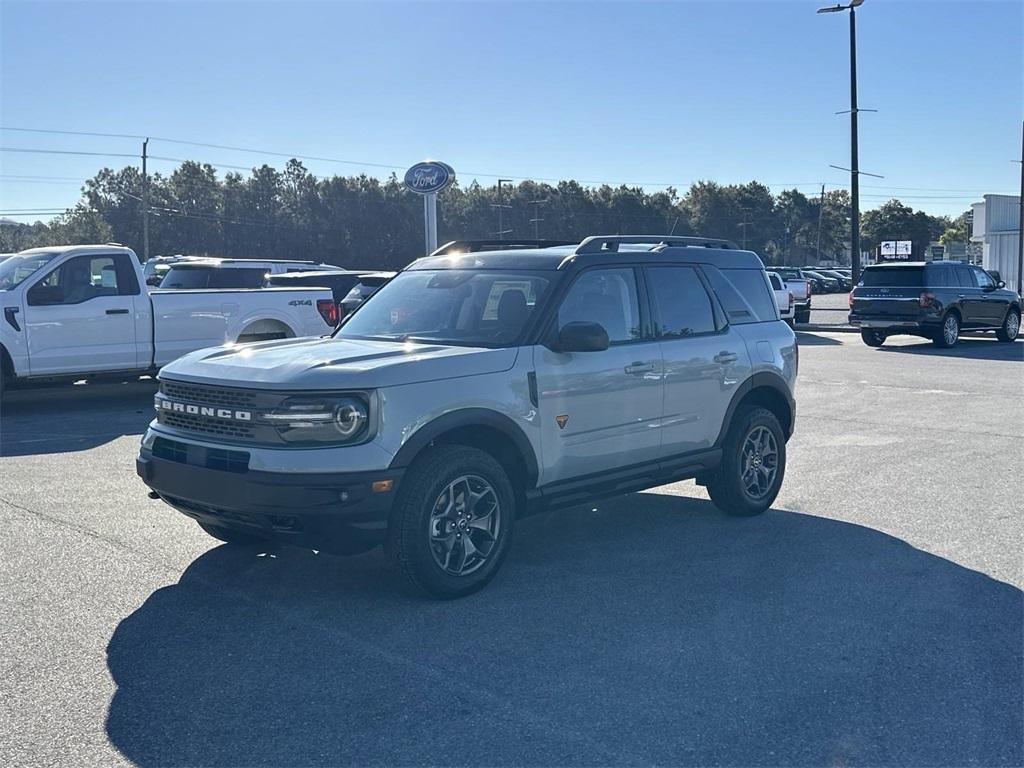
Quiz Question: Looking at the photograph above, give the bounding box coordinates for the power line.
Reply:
[0,147,139,159]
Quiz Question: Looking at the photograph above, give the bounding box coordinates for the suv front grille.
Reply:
[160,410,257,441]
[160,381,257,409]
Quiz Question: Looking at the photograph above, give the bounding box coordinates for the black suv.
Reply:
[849,261,1021,347]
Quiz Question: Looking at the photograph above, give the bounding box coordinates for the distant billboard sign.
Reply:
[879,240,913,260]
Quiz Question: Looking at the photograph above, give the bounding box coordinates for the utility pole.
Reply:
[849,3,860,284]
[737,213,752,250]
[1017,119,1023,295]
[493,179,513,240]
[816,183,825,265]
[142,138,150,261]
[529,199,547,239]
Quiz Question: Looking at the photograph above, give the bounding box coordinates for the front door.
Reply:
[24,253,140,376]
[970,266,1009,326]
[533,266,663,485]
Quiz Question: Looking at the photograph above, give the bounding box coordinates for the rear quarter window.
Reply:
[703,266,778,324]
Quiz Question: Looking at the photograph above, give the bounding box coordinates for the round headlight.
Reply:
[333,399,367,438]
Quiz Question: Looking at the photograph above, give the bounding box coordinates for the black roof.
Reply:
[408,235,763,272]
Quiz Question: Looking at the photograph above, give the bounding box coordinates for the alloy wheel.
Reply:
[428,475,501,577]
[943,315,959,346]
[741,426,779,500]
[1006,312,1020,339]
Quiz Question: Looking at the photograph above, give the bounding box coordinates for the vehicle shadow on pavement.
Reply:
[0,380,157,457]
[105,494,1023,768]
[873,338,1023,362]
[794,331,844,346]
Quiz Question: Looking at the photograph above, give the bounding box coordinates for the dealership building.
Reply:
[971,194,1021,288]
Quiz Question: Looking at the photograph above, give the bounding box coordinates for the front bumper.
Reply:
[137,440,403,554]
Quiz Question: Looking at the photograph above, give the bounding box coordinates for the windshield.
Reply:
[337,269,553,347]
[0,251,60,290]
[775,268,802,281]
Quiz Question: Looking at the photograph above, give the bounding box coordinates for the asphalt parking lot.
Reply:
[1,331,1021,767]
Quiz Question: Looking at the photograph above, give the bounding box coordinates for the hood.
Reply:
[159,335,519,390]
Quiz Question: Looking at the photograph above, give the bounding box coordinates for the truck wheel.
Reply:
[707,406,786,517]
[389,445,515,599]
[198,522,267,546]
[932,312,960,348]
[996,309,1020,342]
[860,329,886,347]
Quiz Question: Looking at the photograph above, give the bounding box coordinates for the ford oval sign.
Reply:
[404,161,454,195]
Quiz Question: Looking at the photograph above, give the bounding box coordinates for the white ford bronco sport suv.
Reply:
[137,235,798,598]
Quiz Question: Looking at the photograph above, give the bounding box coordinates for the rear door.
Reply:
[23,253,140,375]
[953,266,986,327]
[646,264,748,456]
[534,266,664,484]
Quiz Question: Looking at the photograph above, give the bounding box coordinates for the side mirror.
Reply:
[552,321,610,353]
[145,275,163,287]
[996,280,1006,289]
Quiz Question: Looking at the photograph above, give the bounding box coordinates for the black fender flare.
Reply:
[388,408,539,487]
[715,372,796,445]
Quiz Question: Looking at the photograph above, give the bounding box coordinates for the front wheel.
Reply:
[861,329,886,347]
[933,312,960,348]
[707,406,786,517]
[389,445,515,599]
[996,309,1020,342]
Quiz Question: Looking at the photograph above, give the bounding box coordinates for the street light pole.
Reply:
[1017,119,1023,295]
[142,138,150,261]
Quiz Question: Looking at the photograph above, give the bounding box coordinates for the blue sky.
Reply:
[1,0,1021,220]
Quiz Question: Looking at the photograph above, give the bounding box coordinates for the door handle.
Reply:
[957,294,965,299]
[624,361,655,375]
[106,308,130,315]
[714,351,738,364]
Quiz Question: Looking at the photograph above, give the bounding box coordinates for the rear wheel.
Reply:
[933,312,960,348]
[707,406,786,517]
[996,309,1020,342]
[389,445,515,599]
[860,329,886,347]
[198,522,267,546]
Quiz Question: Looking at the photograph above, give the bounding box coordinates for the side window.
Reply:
[971,267,994,289]
[768,274,783,290]
[646,266,717,338]
[28,254,133,306]
[954,267,974,288]
[557,268,642,344]
[703,266,777,323]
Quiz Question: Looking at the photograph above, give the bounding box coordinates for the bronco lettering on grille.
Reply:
[159,399,252,421]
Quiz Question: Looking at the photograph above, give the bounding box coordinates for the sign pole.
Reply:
[424,192,438,254]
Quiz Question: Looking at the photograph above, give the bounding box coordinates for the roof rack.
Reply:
[430,239,577,256]
[575,235,740,254]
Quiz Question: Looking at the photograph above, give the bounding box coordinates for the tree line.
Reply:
[1,159,967,270]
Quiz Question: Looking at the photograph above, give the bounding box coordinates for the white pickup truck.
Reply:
[0,245,337,394]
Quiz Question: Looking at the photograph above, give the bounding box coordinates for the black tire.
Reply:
[995,308,1020,343]
[860,329,886,347]
[198,521,267,546]
[932,311,960,348]
[389,445,515,599]
[707,405,786,517]
[795,310,810,325]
